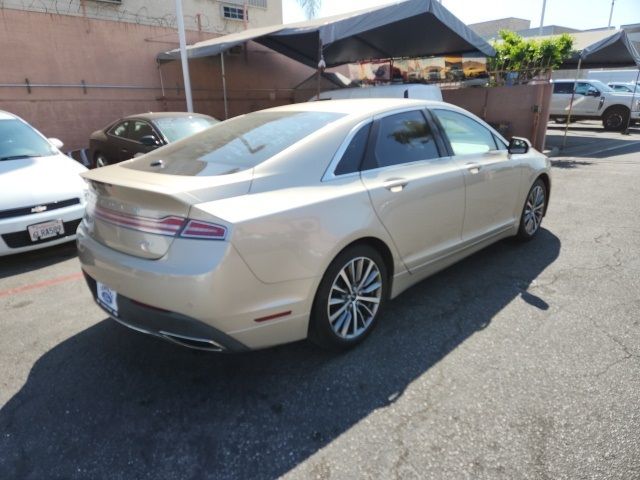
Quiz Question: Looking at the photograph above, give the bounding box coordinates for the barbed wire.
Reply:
[0,0,238,33]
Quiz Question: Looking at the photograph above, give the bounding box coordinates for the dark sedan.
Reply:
[89,112,218,168]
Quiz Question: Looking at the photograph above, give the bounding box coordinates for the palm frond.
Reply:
[296,0,321,19]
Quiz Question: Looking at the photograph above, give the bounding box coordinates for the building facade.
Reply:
[0,0,282,33]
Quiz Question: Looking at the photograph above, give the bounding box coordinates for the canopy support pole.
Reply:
[316,39,325,101]
[175,0,193,112]
[561,57,582,151]
[157,62,165,98]
[221,51,229,119]
[622,67,640,135]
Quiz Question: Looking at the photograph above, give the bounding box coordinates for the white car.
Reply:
[550,79,640,131]
[0,111,87,256]
[608,82,639,94]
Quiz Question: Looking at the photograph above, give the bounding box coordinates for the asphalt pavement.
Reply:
[1,122,639,479]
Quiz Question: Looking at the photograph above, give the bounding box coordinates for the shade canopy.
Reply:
[562,29,640,68]
[157,0,495,67]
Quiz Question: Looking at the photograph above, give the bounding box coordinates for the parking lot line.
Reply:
[0,272,83,299]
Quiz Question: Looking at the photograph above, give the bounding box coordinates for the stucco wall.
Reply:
[0,0,282,33]
[443,83,552,150]
[0,8,313,151]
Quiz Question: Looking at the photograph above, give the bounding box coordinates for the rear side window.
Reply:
[553,82,574,94]
[432,109,498,156]
[123,111,345,176]
[109,121,129,138]
[370,111,440,169]
[334,123,371,175]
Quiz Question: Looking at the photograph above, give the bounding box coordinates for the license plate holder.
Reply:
[27,219,65,242]
[96,281,119,317]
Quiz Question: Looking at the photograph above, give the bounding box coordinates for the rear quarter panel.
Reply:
[190,177,403,285]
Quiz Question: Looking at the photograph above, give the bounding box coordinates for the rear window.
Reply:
[123,111,344,176]
[154,116,219,142]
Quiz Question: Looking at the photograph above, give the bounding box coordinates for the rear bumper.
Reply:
[84,272,249,352]
[76,223,318,351]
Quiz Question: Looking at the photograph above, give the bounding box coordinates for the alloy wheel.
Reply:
[523,185,545,236]
[605,113,623,129]
[327,256,382,340]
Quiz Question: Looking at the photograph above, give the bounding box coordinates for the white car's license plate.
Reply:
[96,282,119,317]
[27,219,64,242]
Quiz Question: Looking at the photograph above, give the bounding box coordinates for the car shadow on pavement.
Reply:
[0,230,561,480]
[0,242,77,279]
[545,125,640,160]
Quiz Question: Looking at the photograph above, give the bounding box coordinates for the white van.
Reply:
[587,70,640,84]
[310,83,443,102]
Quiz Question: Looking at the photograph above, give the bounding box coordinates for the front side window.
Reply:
[0,119,57,160]
[371,111,439,169]
[575,82,592,95]
[123,110,344,176]
[433,109,498,156]
[129,121,156,142]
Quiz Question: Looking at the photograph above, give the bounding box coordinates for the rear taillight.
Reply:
[93,205,226,240]
[180,220,227,240]
[94,205,185,236]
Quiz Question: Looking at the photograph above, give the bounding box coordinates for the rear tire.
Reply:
[308,245,388,350]
[602,107,629,131]
[516,178,547,241]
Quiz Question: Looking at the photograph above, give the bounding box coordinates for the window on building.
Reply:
[222,5,247,21]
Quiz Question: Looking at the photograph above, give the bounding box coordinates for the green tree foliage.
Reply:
[297,0,321,19]
[489,30,574,80]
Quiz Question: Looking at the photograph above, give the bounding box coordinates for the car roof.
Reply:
[262,98,452,118]
[0,110,18,120]
[122,112,215,121]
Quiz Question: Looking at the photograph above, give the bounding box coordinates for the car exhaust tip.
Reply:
[158,331,225,352]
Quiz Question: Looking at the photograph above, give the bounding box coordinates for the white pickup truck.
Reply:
[550,79,640,131]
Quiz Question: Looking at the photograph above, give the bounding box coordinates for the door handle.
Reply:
[466,162,482,174]
[383,178,408,193]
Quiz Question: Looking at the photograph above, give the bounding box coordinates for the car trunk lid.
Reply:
[81,165,252,259]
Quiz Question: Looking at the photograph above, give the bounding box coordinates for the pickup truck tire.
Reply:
[602,106,630,131]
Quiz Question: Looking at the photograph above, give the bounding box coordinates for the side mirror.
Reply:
[508,137,530,155]
[48,138,64,149]
[586,88,600,97]
[139,135,160,147]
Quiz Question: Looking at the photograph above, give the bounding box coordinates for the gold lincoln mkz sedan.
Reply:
[78,99,550,352]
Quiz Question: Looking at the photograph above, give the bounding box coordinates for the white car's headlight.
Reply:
[634,99,640,112]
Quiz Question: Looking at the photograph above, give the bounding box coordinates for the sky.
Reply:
[282,0,640,31]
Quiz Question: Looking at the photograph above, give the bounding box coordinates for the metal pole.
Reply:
[561,58,582,150]
[539,0,547,37]
[316,39,325,100]
[622,68,640,135]
[608,0,615,28]
[175,0,193,112]
[221,51,229,119]
[158,63,165,98]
